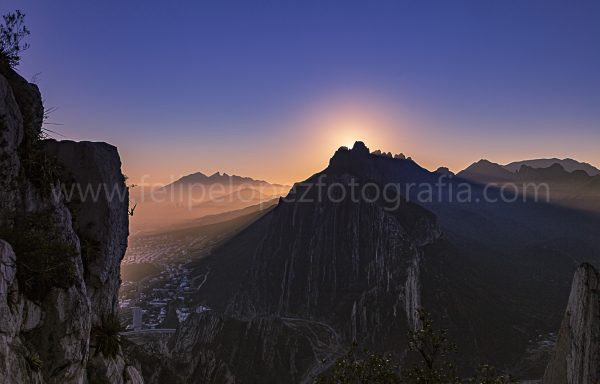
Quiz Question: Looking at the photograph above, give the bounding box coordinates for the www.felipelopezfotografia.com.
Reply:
[1,2,599,383]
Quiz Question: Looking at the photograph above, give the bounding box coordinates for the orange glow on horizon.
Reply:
[119,91,600,187]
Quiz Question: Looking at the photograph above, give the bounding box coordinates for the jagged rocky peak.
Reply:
[331,140,370,159]
[0,65,142,383]
[164,169,285,189]
[325,141,431,189]
[328,141,372,174]
[336,141,407,160]
[351,140,369,154]
[435,167,454,177]
[330,141,408,169]
[543,263,600,384]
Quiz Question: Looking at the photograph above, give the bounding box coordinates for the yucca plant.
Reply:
[93,314,125,358]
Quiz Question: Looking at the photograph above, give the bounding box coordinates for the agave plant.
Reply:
[93,315,125,358]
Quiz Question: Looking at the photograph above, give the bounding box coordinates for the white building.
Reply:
[132,307,143,331]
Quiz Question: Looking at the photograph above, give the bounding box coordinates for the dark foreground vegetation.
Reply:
[316,310,513,384]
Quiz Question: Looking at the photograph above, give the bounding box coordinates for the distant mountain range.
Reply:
[129,171,289,233]
[504,158,600,176]
[163,171,289,189]
[458,159,600,213]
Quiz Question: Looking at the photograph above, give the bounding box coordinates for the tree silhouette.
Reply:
[402,309,460,384]
[0,10,30,67]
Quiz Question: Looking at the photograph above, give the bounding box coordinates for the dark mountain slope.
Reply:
[195,172,439,346]
[189,144,599,375]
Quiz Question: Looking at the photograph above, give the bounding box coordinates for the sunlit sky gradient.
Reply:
[2,0,599,184]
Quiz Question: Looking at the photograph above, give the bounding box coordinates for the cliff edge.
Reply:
[0,65,142,383]
[543,263,600,384]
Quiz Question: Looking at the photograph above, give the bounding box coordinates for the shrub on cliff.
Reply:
[315,344,400,384]
[93,315,125,358]
[403,309,460,384]
[0,10,30,68]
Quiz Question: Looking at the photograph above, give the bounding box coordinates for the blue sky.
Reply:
[2,0,599,183]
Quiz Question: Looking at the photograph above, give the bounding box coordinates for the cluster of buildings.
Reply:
[119,221,221,331]
[119,261,195,331]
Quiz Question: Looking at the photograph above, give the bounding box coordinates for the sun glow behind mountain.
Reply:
[7,0,599,188]
[329,119,375,149]
[297,92,405,160]
[335,122,365,149]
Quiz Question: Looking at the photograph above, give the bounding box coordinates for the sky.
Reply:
[2,0,599,184]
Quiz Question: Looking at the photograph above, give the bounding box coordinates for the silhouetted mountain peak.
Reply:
[435,167,455,177]
[325,141,429,185]
[175,171,209,184]
[352,140,370,154]
[458,159,514,181]
[474,159,503,168]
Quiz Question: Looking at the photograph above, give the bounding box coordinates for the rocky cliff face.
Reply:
[543,263,600,384]
[125,312,341,384]
[0,66,142,383]
[127,143,452,383]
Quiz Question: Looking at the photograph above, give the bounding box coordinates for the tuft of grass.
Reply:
[93,314,125,359]
[17,344,43,372]
[26,349,42,372]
